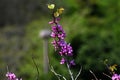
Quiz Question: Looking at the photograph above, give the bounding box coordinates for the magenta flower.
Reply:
[60,58,66,64]
[51,32,56,38]
[112,74,120,80]
[51,40,58,50]
[6,72,22,80]
[6,72,16,80]
[51,24,66,39]
[59,41,73,56]
[49,18,60,24]
[69,60,76,66]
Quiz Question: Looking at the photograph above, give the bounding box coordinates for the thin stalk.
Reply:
[75,66,82,80]
[51,66,67,80]
[67,63,74,80]
[89,70,98,80]
[103,73,111,79]
[32,54,40,80]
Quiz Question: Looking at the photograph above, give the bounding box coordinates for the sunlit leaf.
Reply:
[109,64,117,72]
[54,11,59,17]
[58,8,64,14]
[104,59,108,64]
[47,4,55,9]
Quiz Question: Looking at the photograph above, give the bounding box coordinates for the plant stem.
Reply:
[89,70,98,80]
[75,66,82,80]
[67,63,74,80]
[51,66,67,80]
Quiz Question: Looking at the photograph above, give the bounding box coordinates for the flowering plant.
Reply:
[4,3,120,80]
[47,4,82,80]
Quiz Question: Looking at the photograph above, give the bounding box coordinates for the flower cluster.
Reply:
[48,4,75,66]
[6,72,22,80]
[112,74,120,80]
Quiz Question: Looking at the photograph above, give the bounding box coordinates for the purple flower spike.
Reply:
[49,12,75,65]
